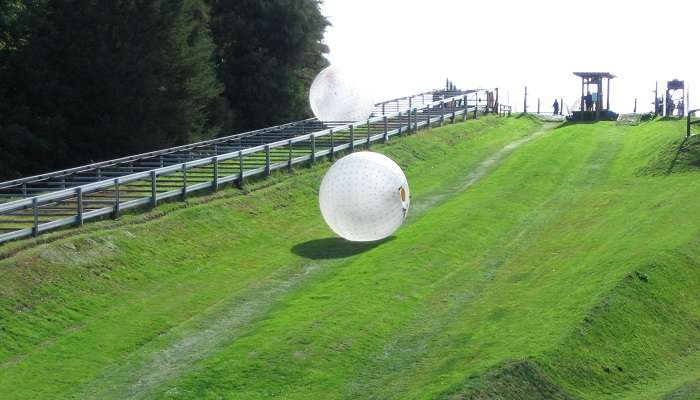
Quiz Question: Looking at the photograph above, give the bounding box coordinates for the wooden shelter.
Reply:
[573,72,617,121]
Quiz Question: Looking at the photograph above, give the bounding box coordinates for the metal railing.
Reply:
[0,89,493,244]
[688,109,700,138]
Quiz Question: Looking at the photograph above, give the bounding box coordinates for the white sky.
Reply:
[321,0,699,113]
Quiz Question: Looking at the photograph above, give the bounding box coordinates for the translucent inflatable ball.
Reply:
[309,65,375,122]
[319,151,410,242]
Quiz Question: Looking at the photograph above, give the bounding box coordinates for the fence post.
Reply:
[474,93,478,119]
[76,187,84,226]
[451,101,456,123]
[439,101,444,125]
[32,197,39,237]
[398,111,403,135]
[524,86,528,113]
[560,98,564,115]
[213,156,219,191]
[383,116,389,142]
[288,140,293,170]
[21,183,27,198]
[463,95,469,121]
[238,150,245,188]
[151,170,157,207]
[350,125,355,152]
[367,119,371,147]
[113,179,120,219]
[688,112,692,138]
[310,134,316,163]
[329,129,334,160]
[181,163,188,200]
[427,105,431,128]
[265,145,271,175]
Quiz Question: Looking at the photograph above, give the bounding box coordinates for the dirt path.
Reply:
[410,122,559,217]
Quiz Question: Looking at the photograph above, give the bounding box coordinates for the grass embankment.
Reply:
[0,116,698,399]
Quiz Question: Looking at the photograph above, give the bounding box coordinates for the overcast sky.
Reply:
[321,0,699,113]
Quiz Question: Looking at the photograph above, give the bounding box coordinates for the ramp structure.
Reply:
[0,88,493,244]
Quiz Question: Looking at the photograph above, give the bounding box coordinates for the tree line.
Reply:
[0,0,329,180]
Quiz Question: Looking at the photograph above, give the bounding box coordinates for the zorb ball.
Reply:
[309,65,375,122]
[319,152,410,242]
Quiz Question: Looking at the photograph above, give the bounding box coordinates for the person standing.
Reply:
[553,99,560,115]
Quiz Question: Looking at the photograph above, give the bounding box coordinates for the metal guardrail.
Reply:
[0,89,495,244]
[688,109,700,138]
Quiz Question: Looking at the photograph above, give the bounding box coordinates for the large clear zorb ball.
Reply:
[319,152,410,242]
[309,65,375,122]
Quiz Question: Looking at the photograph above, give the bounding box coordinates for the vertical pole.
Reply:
[463,95,468,121]
[288,140,293,170]
[76,187,84,226]
[32,197,39,237]
[439,102,444,125]
[213,156,219,191]
[21,183,27,198]
[451,101,456,123]
[366,119,371,147]
[383,116,388,142]
[150,170,157,207]
[329,129,334,160]
[537,98,540,114]
[581,78,585,115]
[310,134,316,162]
[350,125,355,152]
[113,179,120,219]
[560,98,564,115]
[524,86,528,113]
[265,145,271,175]
[181,164,187,200]
[238,150,245,187]
[398,111,403,135]
[606,77,611,110]
[634,98,638,113]
[474,93,478,119]
[427,105,431,128]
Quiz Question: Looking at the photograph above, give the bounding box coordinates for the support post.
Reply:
[350,125,355,152]
[310,134,316,162]
[439,102,444,125]
[113,179,120,219]
[150,170,157,207]
[537,98,540,114]
[427,105,431,127]
[560,98,564,115]
[76,187,84,226]
[474,93,478,119]
[213,156,219,191]
[366,120,371,147]
[463,95,468,121]
[288,140,293,170]
[398,111,403,135]
[383,116,388,142]
[265,145,271,175]
[32,197,39,237]
[181,164,187,200]
[238,151,245,188]
[329,129,334,160]
[524,86,528,113]
[606,77,611,110]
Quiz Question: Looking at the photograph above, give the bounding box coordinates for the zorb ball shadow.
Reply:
[319,152,410,242]
[309,65,375,122]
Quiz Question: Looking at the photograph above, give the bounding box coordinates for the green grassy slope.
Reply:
[0,117,698,399]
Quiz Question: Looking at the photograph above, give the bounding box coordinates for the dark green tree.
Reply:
[210,0,329,132]
[0,0,225,179]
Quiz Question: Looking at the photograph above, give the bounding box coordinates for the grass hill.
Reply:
[0,115,698,399]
